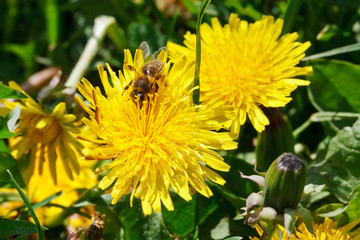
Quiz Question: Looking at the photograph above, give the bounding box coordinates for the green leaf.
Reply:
[210,217,230,239]
[308,59,360,113]
[208,182,246,210]
[0,105,21,139]
[162,193,196,238]
[316,203,348,218]
[0,152,24,188]
[0,116,16,139]
[282,0,303,34]
[307,119,360,203]
[115,195,165,240]
[32,191,62,210]
[0,218,37,237]
[7,170,45,240]
[0,83,26,99]
[197,192,221,225]
[345,185,360,222]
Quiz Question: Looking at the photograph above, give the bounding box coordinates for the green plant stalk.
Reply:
[7,170,45,240]
[64,16,117,92]
[193,0,212,105]
[293,111,360,139]
[282,0,303,34]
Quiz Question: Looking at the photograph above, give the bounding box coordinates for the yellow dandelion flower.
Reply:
[76,44,237,215]
[250,218,360,240]
[5,81,83,184]
[167,14,313,134]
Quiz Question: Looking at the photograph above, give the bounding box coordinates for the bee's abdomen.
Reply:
[142,60,164,77]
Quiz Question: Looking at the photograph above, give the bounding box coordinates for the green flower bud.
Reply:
[263,153,305,213]
[255,108,295,172]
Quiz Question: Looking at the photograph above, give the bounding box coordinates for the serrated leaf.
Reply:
[0,83,26,100]
[308,59,360,113]
[307,119,360,203]
[0,218,37,237]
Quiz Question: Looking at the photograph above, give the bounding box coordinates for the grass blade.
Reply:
[7,170,45,240]
[302,43,360,61]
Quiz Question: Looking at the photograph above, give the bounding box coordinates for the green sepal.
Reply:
[284,208,296,237]
[296,204,314,234]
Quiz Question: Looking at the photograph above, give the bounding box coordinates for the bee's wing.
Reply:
[152,46,168,62]
[138,41,151,60]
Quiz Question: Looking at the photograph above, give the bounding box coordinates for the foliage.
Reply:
[0,0,360,239]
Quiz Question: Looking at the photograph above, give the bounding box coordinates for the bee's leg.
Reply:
[124,61,135,71]
[123,80,133,93]
[155,82,159,92]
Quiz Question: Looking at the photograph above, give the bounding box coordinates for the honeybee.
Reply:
[124,41,167,104]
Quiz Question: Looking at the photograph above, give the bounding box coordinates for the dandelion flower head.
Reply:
[167,14,313,134]
[76,43,237,215]
[5,81,83,184]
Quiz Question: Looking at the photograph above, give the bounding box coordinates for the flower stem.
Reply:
[194,0,212,105]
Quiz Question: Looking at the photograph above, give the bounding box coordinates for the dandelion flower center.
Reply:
[27,115,62,144]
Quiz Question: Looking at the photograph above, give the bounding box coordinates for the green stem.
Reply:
[64,16,116,92]
[7,170,46,240]
[193,0,212,105]
[293,118,311,139]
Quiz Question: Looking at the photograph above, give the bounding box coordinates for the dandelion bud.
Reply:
[255,108,295,172]
[263,153,305,213]
[83,212,105,240]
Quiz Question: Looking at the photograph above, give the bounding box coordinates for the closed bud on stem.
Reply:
[255,108,295,172]
[263,153,305,213]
